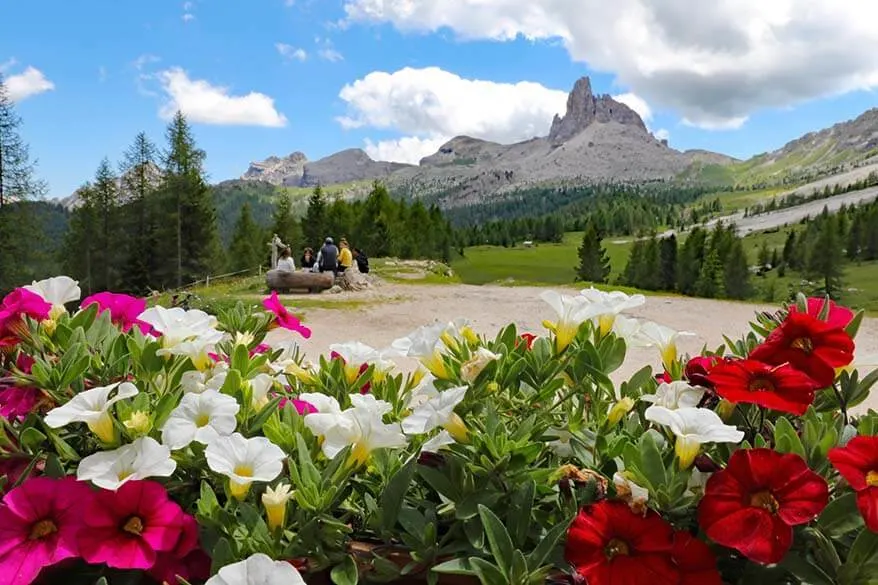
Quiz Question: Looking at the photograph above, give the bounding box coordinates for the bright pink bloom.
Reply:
[262,292,312,339]
[80,292,150,334]
[15,354,34,374]
[77,480,185,570]
[790,297,855,330]
[148,513,210,585]
[0,476,91,585]
[655,371,673,384]
[251,343,271,355]
[0,386,42,421]
[279,396,318,414]
[0,289,51,348]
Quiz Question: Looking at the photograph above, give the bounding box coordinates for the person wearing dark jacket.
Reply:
[300,248,316,269]
[318,237,339,274]
[353,248,370,274]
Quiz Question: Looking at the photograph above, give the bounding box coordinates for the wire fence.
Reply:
[179,265,264,290]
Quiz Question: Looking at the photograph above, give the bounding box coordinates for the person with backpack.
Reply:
[318,237,339,275]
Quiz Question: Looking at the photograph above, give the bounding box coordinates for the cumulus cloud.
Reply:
[277,43,308,62]
[654,128,670,141]
[4,66,55,102]
[612,93,651,122]
[343,0,878,129]
[156,67,287,127]
[339,67,568,163]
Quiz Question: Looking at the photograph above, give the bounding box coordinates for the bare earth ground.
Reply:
[289,283,878,412]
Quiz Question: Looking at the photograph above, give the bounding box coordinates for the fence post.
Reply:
[205,275,210,288]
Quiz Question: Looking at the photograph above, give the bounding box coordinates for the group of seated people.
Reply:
[275,236,369,275]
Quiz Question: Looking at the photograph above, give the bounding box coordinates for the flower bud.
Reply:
[716,399,736,421]
[417,451,446,468]
[606,397,635,426]
[461,326,480,347]
[123,411,152,436]
[443,413,469,443]
[694,454,721,473]
[440,331,459,352]
[262,483,293,531]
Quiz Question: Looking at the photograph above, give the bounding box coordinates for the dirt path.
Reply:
[289,283,878,410]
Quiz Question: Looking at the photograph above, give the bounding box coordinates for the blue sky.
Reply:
[2,0,877,198]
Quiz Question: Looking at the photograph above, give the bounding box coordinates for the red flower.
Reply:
[518,333,537,350]
[148,513,210,585]
[77,480,185,570]
[750,311,854,387]
[0,386,43,421]
[790,297,855,330]
[565,500,677,585]
[262,292,312,339]
[671,532,722,585]
[828,435,878,532]
[706,359,822,415]
[685,356,723,388]
[655,371,673,384]
[698,448,828,564]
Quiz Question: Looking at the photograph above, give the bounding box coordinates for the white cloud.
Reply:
[654,128,670,141]
[364,135,449,164]
[156,67,288,127]
[342,0,878,129]
[276,43,308,62]
[5,66,55,102]
[319,48,344,62]
[182,1,195,22]
[612,93,651,122]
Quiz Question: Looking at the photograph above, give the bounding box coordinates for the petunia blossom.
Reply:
[790,296,855,330]
[0,385,43,421]
[44,381,139,444]
[161,389,240,450]
[638,321,697,371]
[23,276,81,317]
[580,287,646,335]
[828,435,878,532]
[262,291,312,339]
[539,290,599,352]
[329,341,393,384]
[460,347,500,383]
[78,480,185,570]
[749,311,854,387]
[641,381,706,410]
[672,531,723,585]
[402,385,469,440]
[205,552,306,585]
[698,448,829,564]
[707,358,823,416]
[684,355,725,388]
[391,322,453,379]
[76,436,177,490]
[0,288,51,347]
[147,513,211,585]
[0,476,92,585]
[138,306,226,370]
[205,433,286,500]
[645,406,744,468]
[565,499,677,585]
[80,292,150,333]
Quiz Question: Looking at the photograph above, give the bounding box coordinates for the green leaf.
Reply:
[93,578,109,585]
[819,492,864,537]
[478,505,515,579]
[432,558,476,576]
[780,553,835,585]
[19,427,47,452]
[210,537,234,574]
[247,396,283,434]
[639,431,667,491]
[330,555,359,585]
[417,465,459,501]
[773,416,806,459]
[381,458,416,533]
[849,529,878,566]
[526,521,569,569]
[197,481,220,518]
[507,480,535,548]
[44,453,65,478]
[846,309,865,339]
[470,557,507,585]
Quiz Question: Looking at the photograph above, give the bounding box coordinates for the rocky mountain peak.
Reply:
[548,76,647,145]
[242,152,308,186]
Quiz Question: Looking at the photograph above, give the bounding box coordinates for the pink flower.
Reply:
[148,513,210,585]
[80,292,150,334]
[77,480,185,570]
[15,354,34,374]
[0,386,42,421]
[0,289,51,348]
[330,352,371,394]
[279,396,318,415]
[251,343,271,356]
[0,476,91,585]
[263,292,312,339]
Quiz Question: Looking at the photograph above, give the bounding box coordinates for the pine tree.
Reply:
[302,185,327,249]
[271,192,303,253]
[228,203,264,272]
[757,242,771,267]
[91,158,121,291]
[659,235,678,291]
[782,231,799,269]
[576,223,611,283]
[678,228,707,295]
[63,184,99,294]
[0,73,47,291]
[724,239,751,299]
[119,132,160,293]
[695,247,725,298]
[806,214,845,299]
[159,111,221,287]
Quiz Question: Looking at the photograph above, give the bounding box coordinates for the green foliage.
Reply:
[228,202,266,272]
[576,223,610,283]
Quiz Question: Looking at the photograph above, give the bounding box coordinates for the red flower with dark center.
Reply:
[828,435,878,532]
[671,531,722,585]
[565,500,677,585]
[749,311,854,387]
[706,358,822,415]
[790,297,855,330]
[685,356,723,388]
[698,448,828,564]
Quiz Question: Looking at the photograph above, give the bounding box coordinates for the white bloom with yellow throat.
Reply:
[205,553,306,585]
[641,381,706,410]
[161,389,240,450]
[76,436,176,490]
[390,322,452,379]
[637,321,696,371]
[402,385,469,441]
[539,290,600,352]
[645,405,743,469]
[580,287,646,335]
[262,483,293,531]
[247,373,276,409]
[138,306,226,370]
[303,394,407,466]
[329,341,394,383]
[44,381,139,443]
[24,275,81,318]
[460,348,500,383]
[205,433,286,500]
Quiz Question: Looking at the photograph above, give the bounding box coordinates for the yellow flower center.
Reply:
[117,468,134,482]
[598,314,615,337]
[29,519,57,540]
[234,465,254,478]
[195,413,210,428]
[867,471,878,487]
[750,491,779,513]
[87,412,117,444]
[748,377,776,393]
[604,538,630,559]
[791,337,814,354]
[123,516,144,536]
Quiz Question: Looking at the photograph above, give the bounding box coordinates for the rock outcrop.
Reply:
[300,149,412,187]
[548,77,647,145]
[243,152,307,186]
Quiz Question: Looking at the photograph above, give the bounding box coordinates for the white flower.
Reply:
[138,306,226,369]
[205,553,306,585]
[262,483,293,531]
[637,321,696,370]
[645,405,744,468]
[406,373,440,409]
[580,288,646,335]
[460,348,500,383]
[180,367,228,394]
[391,322,452,378]
[642,381,706,410]
[539,290,599,351]
[422,430,456,453]
[25,275,81,316]
[304,394,407,465]
[402,386,468,435]
[613,471,649,513]
[205,433,286,500]
[161,390,240,450]
[77,436,176,490]
[546,429,574,457]
[44,382,139,443]
[329,341,394,383]
[248,373,276,409]
[297,392,342,414]
[611,315,655,348]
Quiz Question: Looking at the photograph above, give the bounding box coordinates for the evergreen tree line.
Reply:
[745,171,878,217]
[619,223,753,300]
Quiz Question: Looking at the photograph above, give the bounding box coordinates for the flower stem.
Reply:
[833,383,848,426]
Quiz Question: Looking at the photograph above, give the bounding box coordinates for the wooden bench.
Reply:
[265,269,335,294]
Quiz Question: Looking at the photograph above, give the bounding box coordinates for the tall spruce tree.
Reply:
[91,158,121,291]
[159,111,221,288]
[659,235,678,291]
[63,184,99,294]
[806,213,845,299]
[723,239,752,299]
[302,185,327,249]
[120,132,160,292]
[695,247,725,298]
[0,73,47,291]
[270,192,302,253]
[228,202,264,271]
[576,223,611,283]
